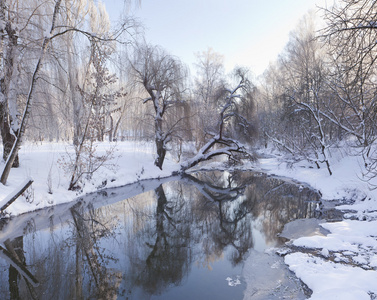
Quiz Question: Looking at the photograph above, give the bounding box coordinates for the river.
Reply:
[0,170,322,299]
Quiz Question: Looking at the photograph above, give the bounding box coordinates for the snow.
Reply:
[226,276,241,287]
[2,141,377,298]
[0,141,179,217]
[0,177,32,210]
[254,147,377,300]
[285,252,377,300]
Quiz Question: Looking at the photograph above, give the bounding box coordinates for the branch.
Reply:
[0,179,33,214]
[180,135,250,172]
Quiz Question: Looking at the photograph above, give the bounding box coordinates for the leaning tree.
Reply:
[181,68,256,172]
[0,0,134,185]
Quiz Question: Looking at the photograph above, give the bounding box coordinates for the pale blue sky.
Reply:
[104,0,330,76]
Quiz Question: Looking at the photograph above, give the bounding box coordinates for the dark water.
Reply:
[0,171,320,299]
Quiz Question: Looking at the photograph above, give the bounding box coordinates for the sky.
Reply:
[103,0,331,77]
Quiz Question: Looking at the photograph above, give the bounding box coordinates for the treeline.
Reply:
[1,0,377,187]
[257,1,377,181]
[0,0,138,185]
[0,0,257,188]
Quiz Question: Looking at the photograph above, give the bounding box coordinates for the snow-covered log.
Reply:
[0,178,33,214]
[180,135,251,172]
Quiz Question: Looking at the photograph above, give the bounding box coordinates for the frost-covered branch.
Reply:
[181,68,255,172]
[180,134,250,172]
[129,43,188,169]
[1,0,63,185]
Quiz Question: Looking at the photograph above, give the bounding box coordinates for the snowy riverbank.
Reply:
[0,141,180,217]
[1,141,377,299]
[256,149,377,300]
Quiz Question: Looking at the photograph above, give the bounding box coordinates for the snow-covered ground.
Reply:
[1,141,377,299]
[255,149,377,300]
[0,141,180,216]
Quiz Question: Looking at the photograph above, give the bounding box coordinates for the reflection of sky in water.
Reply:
[252,222,269,252]
[0,171,320,299]
[150,245,244,300]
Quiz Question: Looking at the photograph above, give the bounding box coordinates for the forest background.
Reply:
[1,0,377,192]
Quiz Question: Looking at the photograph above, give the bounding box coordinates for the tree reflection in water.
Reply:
[133,184,192,295]
[183,172,255,266]
[70,203,122,299]
[2,236,38,299]
[0,170,320,299]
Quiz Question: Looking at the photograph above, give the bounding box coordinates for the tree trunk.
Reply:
[67,39,82,147]
[1,41,48,185]
[113,115,121,141]
[0,5,19,168]
[154,117,166,170]
[108,115,113,142]
[155,137,166,170]
[1,0,62,185]
[0,104,19,167]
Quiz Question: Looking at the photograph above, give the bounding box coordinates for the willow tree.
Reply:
[129,44,188,170]
[1,0,134,185]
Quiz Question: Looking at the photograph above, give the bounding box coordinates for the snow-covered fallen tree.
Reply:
[181,68,256,172]
[180,134,250,171]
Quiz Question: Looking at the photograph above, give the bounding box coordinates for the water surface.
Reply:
[0,171,320,299]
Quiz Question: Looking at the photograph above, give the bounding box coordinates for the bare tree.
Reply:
[194,47,225,105]
[181,68,256,172]
[64,0,89,146]
[321,0,377,179]
[1,0,135,185]
[258,13,336,175]
[281,14,333,174]
[128,44,188,169]
[193,48,226,149]
[1,0,63,185]
[321,0,377,147]
[0,0,21,167]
